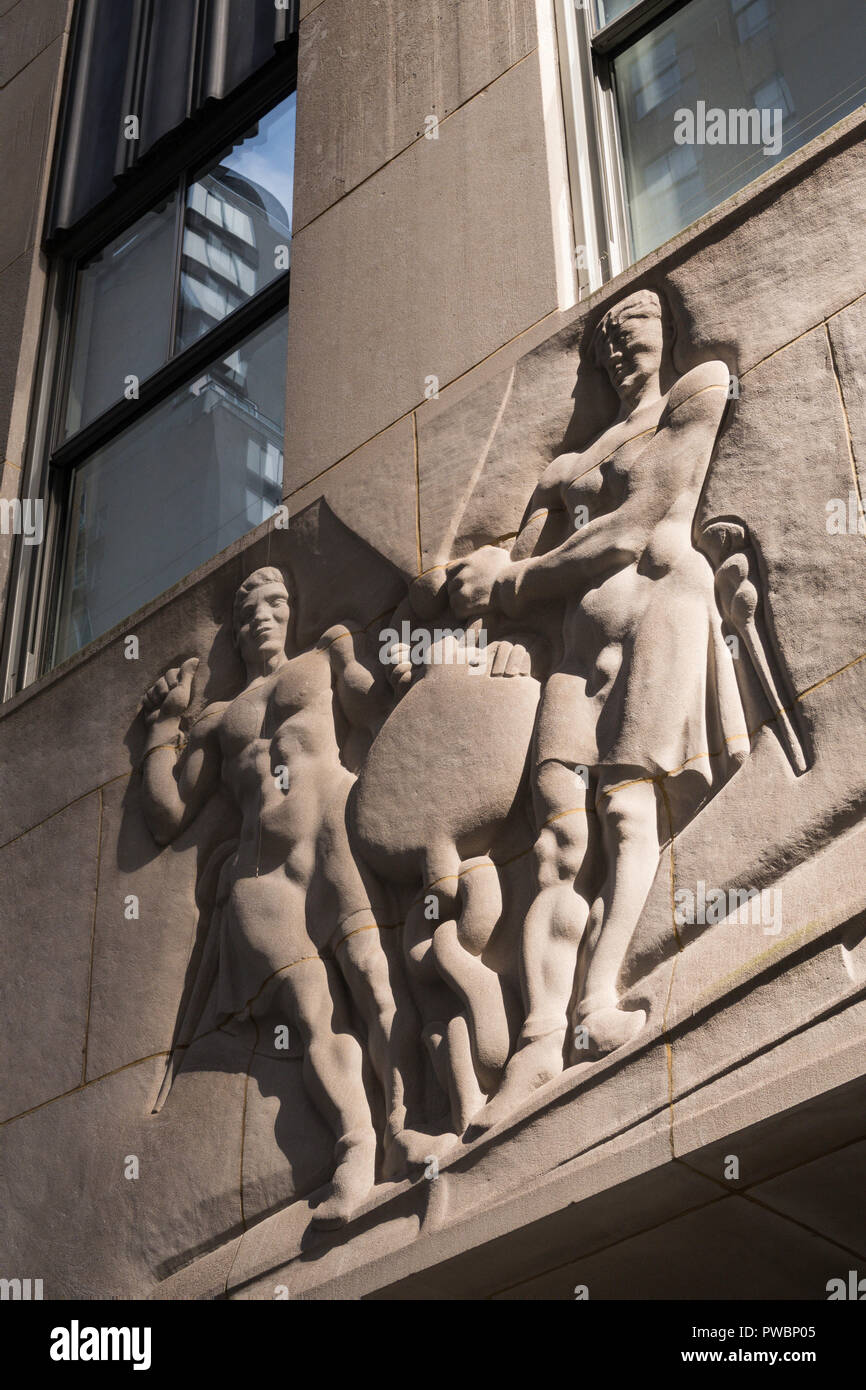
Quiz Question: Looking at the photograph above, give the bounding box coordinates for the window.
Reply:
[557,0,866,281]
[54,90,295,666]
[1,1,298,692]
[54,314,289,664]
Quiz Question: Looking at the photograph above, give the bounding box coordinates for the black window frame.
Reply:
[1,19,298,697]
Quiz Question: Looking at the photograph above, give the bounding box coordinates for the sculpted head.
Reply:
[591,289,665,401]
[233,567,292,670]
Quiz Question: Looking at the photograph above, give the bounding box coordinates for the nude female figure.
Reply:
[140,567,430,1224]
[448,290,749,1127]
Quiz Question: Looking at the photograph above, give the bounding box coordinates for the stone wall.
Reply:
[1,0,865,1301]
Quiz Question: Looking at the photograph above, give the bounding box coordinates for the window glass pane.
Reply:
[613,0,866,260]
[54,314,288,664]
[595,0,644,27]
[63,193,179,440]
[176,92,295,351]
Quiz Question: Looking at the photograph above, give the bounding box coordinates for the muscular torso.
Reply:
[216,647,345,876]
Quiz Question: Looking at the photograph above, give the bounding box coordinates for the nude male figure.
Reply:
[141,567,429,1224]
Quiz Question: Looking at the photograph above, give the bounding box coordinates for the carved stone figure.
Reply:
[138,285,807,1223]
[350,617,542,1133]
[139,567,434,1225]
[447,288,805,1128]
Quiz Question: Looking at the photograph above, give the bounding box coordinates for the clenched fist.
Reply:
[142,657,199,726]
[446,546,513,620]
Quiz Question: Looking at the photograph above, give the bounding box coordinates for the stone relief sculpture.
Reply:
[139,568,434,1225]
[352,616,542,1134]
[139,285,807,1226]
[445,289,806,1126]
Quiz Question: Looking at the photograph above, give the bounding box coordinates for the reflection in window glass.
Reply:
[631,33,682,120]
[731,0,771,43]
[176,92,296,350]
[63,194,178,439]
[54,314,288,662]
[614,0,866,260]
[595,0,643,26]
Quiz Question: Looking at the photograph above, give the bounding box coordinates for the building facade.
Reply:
[1,0,865,1300]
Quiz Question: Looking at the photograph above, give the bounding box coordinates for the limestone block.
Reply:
[232,1111,717,1299]
[0,39,61,271]
[283,413,419,577]
[132,1030,247,1282]
[752,1138,866,1256]
[665,818,866,1035]
[0,1057,166,1299]
[0,0,68,89]
[0,253,32,460]
[492,1194,856,1299]
[295,0,536,227]
[670,994,866,1160]
[414,309,576,566]
[83,775,218,1080]
[147,1236,242,1300]
[0,794,99,1119]
[284,51,558,477]
[674,1073,866,1193]
[700,329,866,692]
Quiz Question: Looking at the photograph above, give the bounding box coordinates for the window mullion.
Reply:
[592,50,633,274]
[592,0,687,53]
[0,263,69,697]
[555,0,608,292]
[557,0,638,287]
[167,173,189,359]
[50,272,290,475]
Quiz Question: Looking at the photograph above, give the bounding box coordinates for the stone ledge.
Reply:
[150,875,866,1299]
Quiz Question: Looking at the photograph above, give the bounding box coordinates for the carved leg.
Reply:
[576,769,659,1057]
[469,760,591,1134]
[335,925,432,1178]
[276,957,377,1229]
[431,858,510,1092]
[402,886,461,1130]
[445,1013,486,1134]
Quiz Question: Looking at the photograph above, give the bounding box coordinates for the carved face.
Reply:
[597,306,664,400]
[235,581,291,666]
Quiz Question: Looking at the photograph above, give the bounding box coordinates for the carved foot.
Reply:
[382,1126,458,1181]
[464,1029,565,1138]
[578,1005,646,1058]
[309,1129,377,1230]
